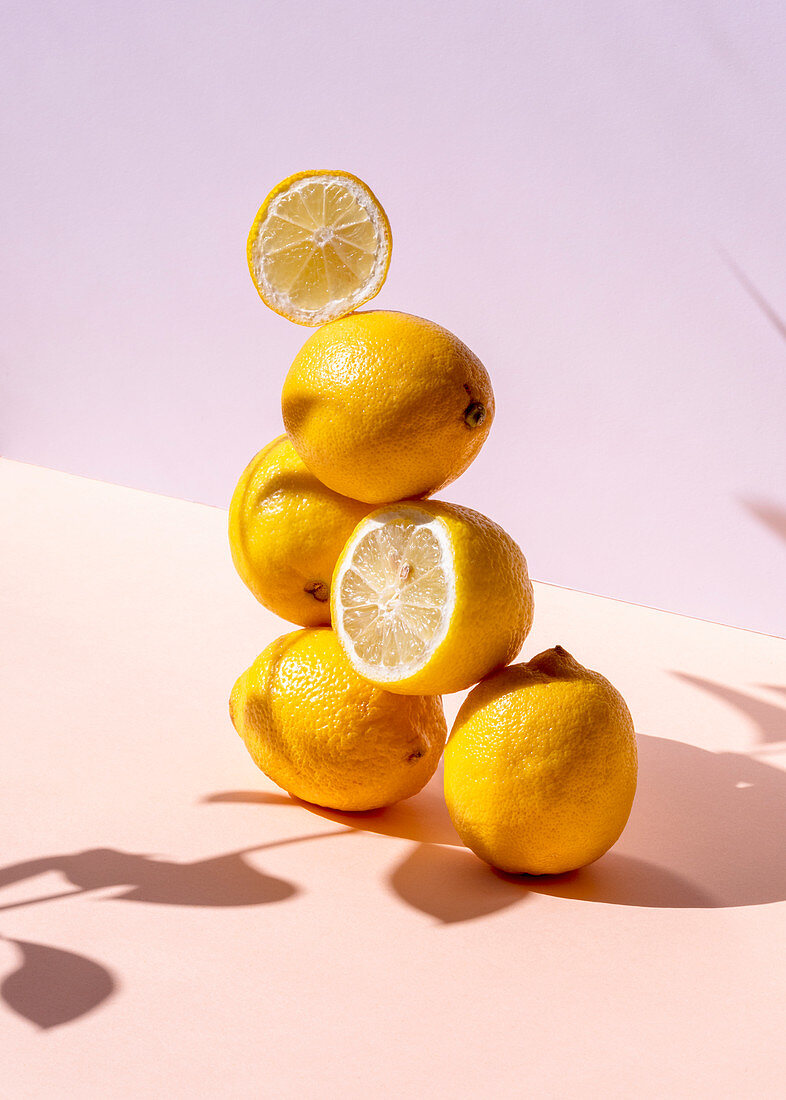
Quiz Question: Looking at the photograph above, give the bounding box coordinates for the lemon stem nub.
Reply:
[305,580,329,602]
[464,402,486,428]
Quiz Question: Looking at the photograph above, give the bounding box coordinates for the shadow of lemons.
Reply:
[613,734,786,906]
[520,854,716,907]
[206,730,786,911]
[383,734,786,912]
[204,775,462,847]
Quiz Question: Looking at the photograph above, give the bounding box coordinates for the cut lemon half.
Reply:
[247,170,392,326]
[332,501,534,696]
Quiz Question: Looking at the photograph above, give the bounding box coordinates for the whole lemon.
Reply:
[444,647,637,874]
[332,500,533,696]
[281,311,494,504]
[230,628,447,811]
[228,435,374,626]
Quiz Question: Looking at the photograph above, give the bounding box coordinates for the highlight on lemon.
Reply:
[331,500,533,696]
[247,170,392,326]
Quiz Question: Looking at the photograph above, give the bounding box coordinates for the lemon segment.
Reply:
[248,171,392,326]
[332,500,533,696]
[334,509,455,679]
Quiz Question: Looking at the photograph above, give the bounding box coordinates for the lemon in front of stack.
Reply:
[444,646,638,875]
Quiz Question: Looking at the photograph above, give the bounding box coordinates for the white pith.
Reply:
[334,508,455,682]
[250,174,390,324]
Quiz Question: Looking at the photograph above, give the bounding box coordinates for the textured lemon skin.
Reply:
[281,311,495,503]
[247,169,392,326]
[230,628,448,811]
[228,435,374,627]
[332,500,533,696]
[444,647,638,875]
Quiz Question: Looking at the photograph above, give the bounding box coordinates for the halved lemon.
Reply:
[331,501,534,696]
[247,170,392,326]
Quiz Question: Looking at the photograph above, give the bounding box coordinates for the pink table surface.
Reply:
[1,458,784,1097]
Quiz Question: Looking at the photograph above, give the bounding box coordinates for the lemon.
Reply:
[228,435,374,626]
[331,500,533,696]
[281,311,494,504]
[230,628,447,811]
[444,647,638,875]
[247,170,392,326]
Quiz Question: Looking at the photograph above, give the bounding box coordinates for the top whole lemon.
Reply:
[228,435,374,626]
[331,499,533,695]
[444,646,638,875]
[230,627,447,811]
[281,311,495,504]
[247,170,392,326]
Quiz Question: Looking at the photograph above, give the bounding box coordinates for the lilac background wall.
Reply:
[2,1,785,636]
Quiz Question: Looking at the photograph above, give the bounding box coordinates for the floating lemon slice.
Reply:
[332,501,534,696]
[247,170,392,326]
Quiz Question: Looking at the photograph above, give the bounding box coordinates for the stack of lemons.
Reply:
[229,172,637,876]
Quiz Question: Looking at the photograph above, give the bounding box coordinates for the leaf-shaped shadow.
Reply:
[740,497,786,545]
[0,848,300,914]
[110,850,297,907]
[670,672,786,745]
[760,684,786,698]
[1,937,116,1029]
[388,842,528,923]
[720,252,786,344]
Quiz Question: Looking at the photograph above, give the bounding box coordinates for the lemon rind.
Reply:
[247,170,392,326]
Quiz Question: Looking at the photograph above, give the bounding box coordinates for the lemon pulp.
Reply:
[334,510,454,680]
[248,171,391,325]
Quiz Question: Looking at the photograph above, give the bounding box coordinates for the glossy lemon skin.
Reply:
[281,311,495,504]
[332,500,533,696]
[230,628,447,811]
[228,436,374,626]
[444,647,638,875]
